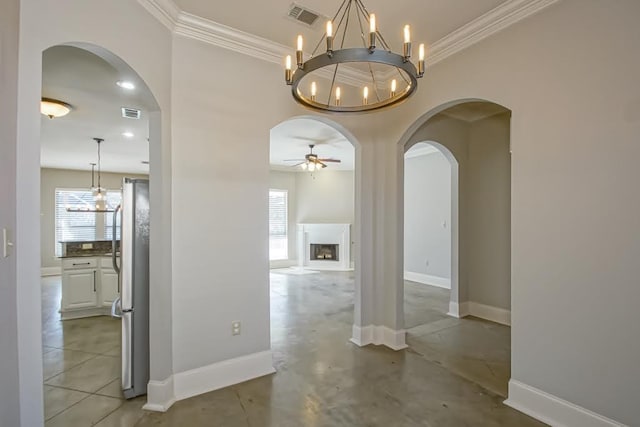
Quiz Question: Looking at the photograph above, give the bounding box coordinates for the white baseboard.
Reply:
[144,377,176,412]
[173,350,275,401]
[505,380,625,427]
[468,302,511,326]
[350,324,408,351]
[404,271,451,289]
[447,301,510,326]
[41,267,61,277]
[447,301,469,318]
[269,259,296,269]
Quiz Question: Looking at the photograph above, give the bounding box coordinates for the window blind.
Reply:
[269,190,288,260]
[104,191,123,241]
[55,189,97,256]
[54,188,122,256]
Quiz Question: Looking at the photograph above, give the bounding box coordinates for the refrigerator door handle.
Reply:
[121,311,133,392]
[112,204,121,276]
[111,296,122,318]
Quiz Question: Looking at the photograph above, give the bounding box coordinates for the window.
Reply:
[269,189,288,261]
[54,188,122,256]
[104,191,123,241]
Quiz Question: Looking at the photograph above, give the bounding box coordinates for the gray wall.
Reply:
[468,114,511,309]
[0,0,22,424]
[404,148,452,281]
[295,170,355,225]
[40,168,148,269]
[406,112,511,310]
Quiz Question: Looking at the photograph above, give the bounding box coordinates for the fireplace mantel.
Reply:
[297,223,351,271]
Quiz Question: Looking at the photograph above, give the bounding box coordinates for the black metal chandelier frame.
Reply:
[285,0,425,113]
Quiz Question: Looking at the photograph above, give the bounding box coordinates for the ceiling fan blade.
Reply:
[317,161,327,168]
[291,162,306,167]
[282,158,306,162]
[318,158,341,163]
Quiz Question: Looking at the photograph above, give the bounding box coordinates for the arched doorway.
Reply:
[268,116,362,357]
[35,42,169,423]
[399,100,512,397]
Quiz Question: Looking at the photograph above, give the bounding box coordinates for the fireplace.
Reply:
[297,223,352,271]
[310,244,339,261]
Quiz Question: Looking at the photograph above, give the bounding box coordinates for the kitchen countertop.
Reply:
[59,253,120,258]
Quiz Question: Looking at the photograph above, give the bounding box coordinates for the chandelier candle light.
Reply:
[283,0,426,113]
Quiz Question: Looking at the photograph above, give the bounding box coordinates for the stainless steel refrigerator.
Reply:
[111,178,150,399]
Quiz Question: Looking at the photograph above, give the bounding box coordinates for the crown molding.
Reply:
[426,0,560,67]
[138,0,180,31]
[177,12,369,87]
[139,0,559,83]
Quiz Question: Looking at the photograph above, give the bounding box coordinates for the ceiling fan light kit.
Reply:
[284,0,426,113]
[285,144,342,172]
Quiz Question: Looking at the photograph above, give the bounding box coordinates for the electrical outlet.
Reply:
[232,321,241,336]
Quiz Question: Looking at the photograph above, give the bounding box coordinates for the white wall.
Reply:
[40,168,148,269]
[404,148,451,285]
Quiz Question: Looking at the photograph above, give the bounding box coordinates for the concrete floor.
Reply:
[40,272,544,426]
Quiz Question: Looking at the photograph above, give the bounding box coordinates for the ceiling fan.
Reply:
[284,144,341,171]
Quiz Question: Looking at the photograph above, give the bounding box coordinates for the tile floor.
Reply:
[40,272,544,426]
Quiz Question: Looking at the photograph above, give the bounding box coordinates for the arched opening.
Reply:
[403,141,459,328]
[37,43,166,422]
[268,116,361,359]
[400,100,512,397]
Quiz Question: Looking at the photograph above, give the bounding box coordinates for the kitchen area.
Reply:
[39,44,156,424]
[58,239,120,320]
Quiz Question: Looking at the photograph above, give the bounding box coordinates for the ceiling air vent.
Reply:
[287,3,321,27]
[121,107,141,119]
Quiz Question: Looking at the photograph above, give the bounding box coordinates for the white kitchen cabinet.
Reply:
[100,269,119,307]
[61,269,98,310]
[60,256,119,319]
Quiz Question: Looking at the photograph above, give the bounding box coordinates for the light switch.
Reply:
[3,228,14,258]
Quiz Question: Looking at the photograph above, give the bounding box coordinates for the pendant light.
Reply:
[92,138,107,210]
[66,137,114,213]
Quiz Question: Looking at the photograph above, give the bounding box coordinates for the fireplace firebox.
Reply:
[310,244,339,261]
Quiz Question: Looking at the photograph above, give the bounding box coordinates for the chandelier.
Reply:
[66,138,114,213]
[284,0,426,113]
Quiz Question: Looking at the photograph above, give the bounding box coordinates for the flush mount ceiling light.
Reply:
[40,98,72,119]
[122,131,134,138]
[283,0,426,113]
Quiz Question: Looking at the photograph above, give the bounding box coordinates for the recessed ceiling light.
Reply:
[117,81,135,90]
[122,131,134,138]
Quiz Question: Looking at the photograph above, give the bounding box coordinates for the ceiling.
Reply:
[270,119,354,171]
[41,2,512,174]
[41,46,154,174]
[175,0,508,51]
